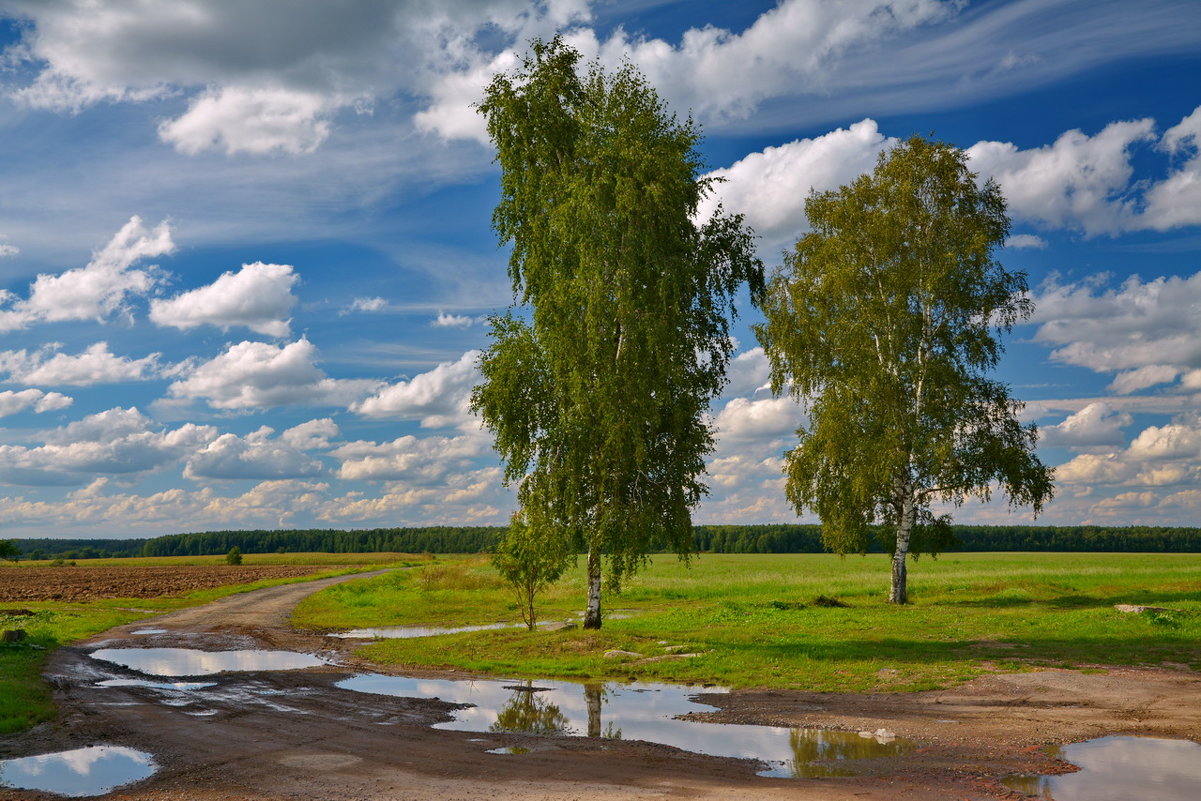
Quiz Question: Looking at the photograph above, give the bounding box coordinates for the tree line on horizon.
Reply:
[9,524,1201,561]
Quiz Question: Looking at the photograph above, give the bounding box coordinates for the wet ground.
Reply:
[2,570,1200,800]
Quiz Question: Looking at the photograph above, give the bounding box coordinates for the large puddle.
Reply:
[0,745,156,797]
[90,648,327,676]
[337,674,909,776]
[1003,736,1201,800]
[329,622,516,639]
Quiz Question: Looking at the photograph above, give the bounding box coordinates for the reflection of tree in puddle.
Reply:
[584,683,621,740]
[488,683,623,739]
[783,729,910,779]
[1000,774,1054,799]
[491,683,572,736]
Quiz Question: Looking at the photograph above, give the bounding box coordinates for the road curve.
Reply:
[126,568,395,632]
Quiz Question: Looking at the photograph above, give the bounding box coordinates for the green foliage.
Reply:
[492,515,572,630]
[473,37,762,627]
[225,546,243,565]
[756,136,1054,603]
[0,539,19,562]
[7,524,1201,566]
[491,683,572,735]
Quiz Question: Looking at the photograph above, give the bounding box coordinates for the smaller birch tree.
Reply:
[755,136,1054,604]
[492,513,571,631]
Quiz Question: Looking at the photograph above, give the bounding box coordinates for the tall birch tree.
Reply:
[756,136,1054,604]
[473,38,762,628]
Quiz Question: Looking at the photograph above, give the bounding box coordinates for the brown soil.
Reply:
[0,566,338,602]
[2,571,1199,801]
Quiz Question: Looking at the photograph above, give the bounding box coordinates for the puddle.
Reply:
[97,678,216,690]
[131,628,168,635]
[0,745,156,797]
[329,622,515,639]
[90,648,327,676]
[1003,736,1201,800]
[757,729,910,778]
[487,746,531,755]
[329,614,632,639]
[336,674,910,775]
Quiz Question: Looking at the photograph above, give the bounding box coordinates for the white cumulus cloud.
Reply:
[333,431,489,483]
[168,338,380,410]
[703,105,1201,252]
[348,297,387,313]
[1032,271,1201,385]
[0,342,164,386]
[281,418,339,450]
[150,261,298,336]
[0,389,72,417]
[1142,105,1201,230]
[967,119,1156,236]
[352,350,480,428]
[0,216,173,331]
[1039,403,1132,449]
[431,311,475,328]
[0,407,218,486]
[184,425,326,480]
[158,86,339,156]
[712,397,804,444]
[1004,233,1047,249]
[696,119,893,255]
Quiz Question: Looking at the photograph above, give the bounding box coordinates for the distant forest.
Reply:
[10,524,1201,560]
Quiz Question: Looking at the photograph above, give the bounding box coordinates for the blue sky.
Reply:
[0,0,1198,539]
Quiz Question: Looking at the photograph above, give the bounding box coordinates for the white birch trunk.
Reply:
[583,545,602,629]
[889,486,915,604]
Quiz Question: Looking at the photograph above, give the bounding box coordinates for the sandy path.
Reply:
[120,569,396,632]
[2,571,1199,800]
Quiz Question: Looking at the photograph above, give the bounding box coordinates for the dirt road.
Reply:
[2,571,1199,800]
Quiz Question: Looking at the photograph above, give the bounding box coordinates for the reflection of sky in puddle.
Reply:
[131,629,168,635]
[91,648,327,676]
[336,674,909,775]
[330,615,631,639]
[329,622,515,639]
[0,745,156,797]
[329,614,629,638]
[1003,737,1201,801]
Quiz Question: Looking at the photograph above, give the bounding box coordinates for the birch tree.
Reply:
[756,136,1054,604]
[472,38,762,628]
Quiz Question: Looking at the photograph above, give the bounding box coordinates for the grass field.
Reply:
[0,553,425,734]
[293,552,1201,692]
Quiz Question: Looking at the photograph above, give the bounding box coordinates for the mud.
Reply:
[2,569,1199,800]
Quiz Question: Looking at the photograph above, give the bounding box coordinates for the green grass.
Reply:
[0,561,410,734]
[292,552,1201,691]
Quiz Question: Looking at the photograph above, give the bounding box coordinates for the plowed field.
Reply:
[0,565,336,602]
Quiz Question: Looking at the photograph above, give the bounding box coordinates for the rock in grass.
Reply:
[603,649,643,660]
[1114,604,1173,614]
[636,653,702,664]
